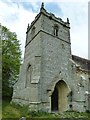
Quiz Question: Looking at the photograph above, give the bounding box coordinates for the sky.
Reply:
[0,0,89,59]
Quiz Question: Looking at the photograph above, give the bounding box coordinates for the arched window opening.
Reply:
[25,64,32,88]
[54,25,59,36]
[31,26,35,39]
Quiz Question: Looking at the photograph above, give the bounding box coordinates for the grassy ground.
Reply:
[2,99,90,119]
[2,99,29,118]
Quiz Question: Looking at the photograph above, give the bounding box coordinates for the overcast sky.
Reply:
[0,0,89,59]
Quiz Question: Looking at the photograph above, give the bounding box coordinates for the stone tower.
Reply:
[12,3,90,112]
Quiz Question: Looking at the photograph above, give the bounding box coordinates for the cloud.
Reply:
[0,0,37,58]
[10,0,89,2]
[45,2,63,16]
[20,2,40,12]
[0,0,88,59]
[57,2,88,58]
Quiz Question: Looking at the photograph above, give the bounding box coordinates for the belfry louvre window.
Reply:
[54,25,59,36]
[31,26,35,39]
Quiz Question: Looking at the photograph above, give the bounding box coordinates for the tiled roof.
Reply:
[72,55,90,71]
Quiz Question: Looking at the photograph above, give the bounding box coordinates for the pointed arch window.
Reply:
[25,64,32,87]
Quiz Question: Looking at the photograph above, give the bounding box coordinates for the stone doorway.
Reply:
[51,80,70,112]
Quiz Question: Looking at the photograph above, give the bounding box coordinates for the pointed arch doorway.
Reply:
[51,80,70,112]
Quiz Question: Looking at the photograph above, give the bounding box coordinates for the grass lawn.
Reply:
[2,99,90,120]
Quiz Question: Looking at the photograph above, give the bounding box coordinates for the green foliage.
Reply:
[2,100,90,119]
[1,24,22,98]
[29,111,52,118]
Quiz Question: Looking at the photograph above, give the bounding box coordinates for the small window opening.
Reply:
[31,26,35,39]
[62,44,65,49]
[54,25,59,36]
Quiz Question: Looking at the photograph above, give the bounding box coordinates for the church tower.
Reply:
[12,3,73,112]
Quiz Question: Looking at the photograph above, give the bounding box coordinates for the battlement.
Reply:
[27,3,70,33]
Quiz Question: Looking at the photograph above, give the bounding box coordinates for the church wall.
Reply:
[25,15,42,45]
[41,14,70,43]
[12,5,90,112]
[40,29,72,104]
[12,20,42,105]
[72,70,89,112]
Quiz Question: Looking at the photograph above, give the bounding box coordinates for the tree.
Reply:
[1,24,22,99]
